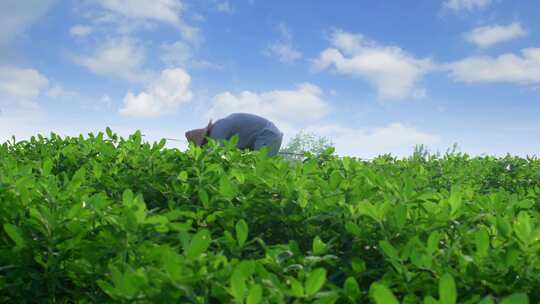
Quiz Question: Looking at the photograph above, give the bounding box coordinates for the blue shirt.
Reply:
[208,113,281,150]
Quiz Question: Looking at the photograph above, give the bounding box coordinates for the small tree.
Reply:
[411,143,461,161]
[280,131,334,161]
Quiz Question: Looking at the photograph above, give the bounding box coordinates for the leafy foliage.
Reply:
[1,129,539,303]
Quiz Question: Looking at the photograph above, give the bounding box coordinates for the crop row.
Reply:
[1,130,539,303]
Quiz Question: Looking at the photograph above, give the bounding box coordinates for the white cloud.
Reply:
[217,1,233,14]
[94,0,199,43]
[313,29,433,100]
[120,68,193,117]
[46,84,75,99]
[46,84,113,111]
[0,0,53,47]
[277,22,292,41]
[443,0,492,11]
[80,94,113,111]
[70,25,94,37]
[96,0,183,25]
[0,65,49,109]
[207,83,329,125]
[72,0,203,83]
[161,41,193,67]
[100,95,113,108]
[464,22,527,48]
[191,13,206,22]
[160,40,223,70]
[447,48,540,84]
[99,94,112,108]
[0,110,47,143]
[265,23,303,64]
[72,37,151,83]
[191,60,223,70]
[0,68,110,113]
[265,43,303,64]
[305,123,440,158]
[0,66,49,100]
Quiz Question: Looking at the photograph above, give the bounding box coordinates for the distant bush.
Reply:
[280,131,334,161]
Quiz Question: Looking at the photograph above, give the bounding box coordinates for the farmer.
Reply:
[185,113,284,156]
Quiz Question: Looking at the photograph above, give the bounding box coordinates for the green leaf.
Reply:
[3,224,26,249]
[230,270,247,303]
[228,134,240,147]
[179,230,191,250]
[357,201,381,222]
[156,138,166,150]
[391,204,407,230]
[289,277,304,297]
[305,268,326,296]
[478,296,495,304]
[235,260,255,279]
[439,273,457,304]
[106,127,114,139]
[236,219,249,247]
[532,227,540,244]
[68,167,86,191]
[246,284,263,304]
[448,187,462,216]
[351,258,366,273]
[230,261,255,302]
[514,212,532,245]
[219,176,238,200]
[163,250,184,280]
[329,170,342,188]
[379,240,399,261]
[145,215,169,232]
[131,195,147,223]
[42,158,53,175]
[427,232,440,255]
[185,229,211,259]
[93,163,102,179]
[312,236,327,255]
[409,247,426,268]
[345,221,362,236]
[424,296,439,304]
[178,171,188,182]
[110,266,147,298]
[231,169,246,184]
[475,228,490,257]
[298,190,308,208]
[343,277,360,300]
[313,292,339,304]
[369,283,399,304]
[122,189,134,206]
[517,199,534,209]
[497,217,512,237]
[223,230,236,248]
[500,293,529,304]
[198,189,209,206]
[133,130,142,145]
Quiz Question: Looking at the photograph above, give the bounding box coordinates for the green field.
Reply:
[1,130,539,303]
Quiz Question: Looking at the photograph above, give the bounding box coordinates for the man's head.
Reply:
[185,120,213,146]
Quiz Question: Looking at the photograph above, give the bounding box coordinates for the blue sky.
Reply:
[1,0,539,158]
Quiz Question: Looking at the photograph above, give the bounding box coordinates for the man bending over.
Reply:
[185,113,283,156]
